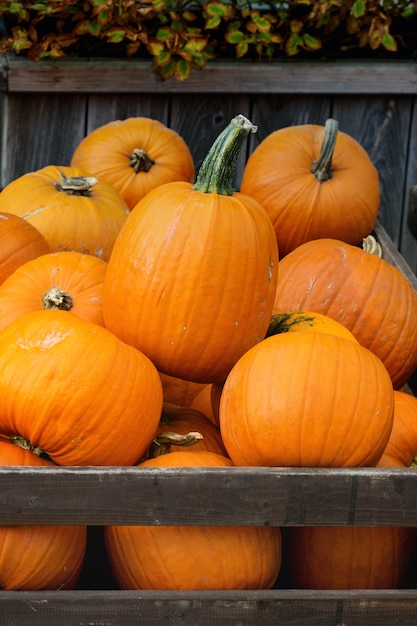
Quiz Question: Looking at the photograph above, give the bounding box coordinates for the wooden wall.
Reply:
[2,55,417,271]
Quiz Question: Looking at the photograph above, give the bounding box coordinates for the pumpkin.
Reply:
[0,309,163,466]
[240,118,380,256]
[70,117,195,210]
[0,440,87,590]
[285,525,414,590]
[159,371,207,407]
[104,450,282,590]
[219,331,394,467]
[149,402,228,457]
[266,310,358,343]
[0,211,50,284]
[378,389,417,468]
[0,165,129,261]
[103,114,279,384]
[272,237,417,389]
[189,383,218,426]
[0,250,107,332]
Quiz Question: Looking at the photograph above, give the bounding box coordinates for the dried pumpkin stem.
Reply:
[193,114,257,196]
[362,234,382,258]
[129,148,155,173]
[311,118,339,182]
[42,286,74,311]
[55,173,98,196]
[10,435,44,456]
[149,430,203,457]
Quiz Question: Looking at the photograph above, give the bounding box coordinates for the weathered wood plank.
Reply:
[85,93,170,134]
[0,466,417,527]
[400,98,417,273]
[4,57,417,94]
[1,589,417,626]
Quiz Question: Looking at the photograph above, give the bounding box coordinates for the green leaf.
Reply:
[156,50,172,66]
[175,59,191,81]
[302,33,322,51]
[205,1,230,17]
[182,38,208,54]
[148,41,165,55]
[381,32,397,52]
[205,15,221,29]
[236,40,248,58]
[352,0,366,18]
[156,27,172,41]
[106,29,125,44]
[226,30,244,44]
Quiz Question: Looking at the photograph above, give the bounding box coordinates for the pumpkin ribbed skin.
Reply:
[0,165,129,261]
[0,310,163,466]
[70,117,195,210]
[378,389,417,468]
[240,120,380,257]
[0,251,107,332]
[0,211,50,284]
[286,525,414,590]
[273,238,417,389]
[219,332,394,468]
[0,441,87,590]
[105,451,282,590]
[103,116,278,384]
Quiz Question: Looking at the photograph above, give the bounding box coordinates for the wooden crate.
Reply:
[0,222,417,625]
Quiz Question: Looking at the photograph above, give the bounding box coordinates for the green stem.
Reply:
[311,118,339,182]
[193,114,257,196]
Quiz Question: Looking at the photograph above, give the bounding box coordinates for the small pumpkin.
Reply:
[0,309,163,466]
[219,331,394,467]
[240,118,380,256]
[105,450,282,590]
[0,250,107,332]
[103,114,279,384]
[0,440,87,590]
[272,237,417,389]
[149,402,228,457]
[0,211,50,284]
[0,165,129,261]
[70,117,195,210]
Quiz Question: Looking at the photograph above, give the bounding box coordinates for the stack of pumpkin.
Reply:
[0,113,416,592]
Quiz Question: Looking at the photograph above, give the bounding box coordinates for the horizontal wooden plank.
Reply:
[4,56,417,94]
[375,220,417,291]
[1,589,417,626]
[0,466,416,527]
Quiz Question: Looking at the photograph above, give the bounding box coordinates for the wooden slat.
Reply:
[4,57,417,94]
[0,466,417,527]
[1,589,417,626]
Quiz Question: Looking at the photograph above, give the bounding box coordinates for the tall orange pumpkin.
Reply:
[0,250,107,332]
[0,309,163,466]
[0,165,129,261]
[103,115,279,384]
[70,117,195,210]
[0,211,50,284]
[240,118,380,256]
[0,440,87,590]
[105,450,282,590]
[219,331,394,467]
[273,237,417,389]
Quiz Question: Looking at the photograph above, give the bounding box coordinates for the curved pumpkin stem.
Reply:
[311,118,339,183]
[10,435,44,456]
[362,234,382,258]
[193,114,257,196]
[129,148,155,173]
[42,286,74,311]
[55,173,98,196]
[149,430,203,458]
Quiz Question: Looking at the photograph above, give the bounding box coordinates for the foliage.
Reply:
[0,1,416,81]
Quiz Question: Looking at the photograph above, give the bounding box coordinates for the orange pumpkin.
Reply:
[0,440,87,590]
[150,402,228,457]
[240,118,380,256]
[105,450,282,590]
[286,525,414,589]
[0,211,50,284]
[219,331,394,467]
[378,389,417,468]
[70,117,195,210]
[0,165,129,261]
[272,237,417,389]
[159,371,207,407]
[0,251,107,332]
[103,115,279,384]
[189,383,218,426]
[0,309,163,466]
